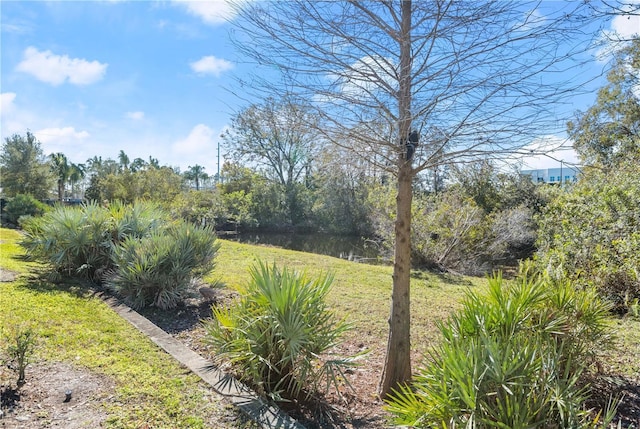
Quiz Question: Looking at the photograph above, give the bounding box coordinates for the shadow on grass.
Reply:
[14,260,225,336]
[14,266,99,300]
[411,270,475,287]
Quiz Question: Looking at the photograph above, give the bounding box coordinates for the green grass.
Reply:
[608,318,640,378]
[0,228,252,429]
[213,239,484,360]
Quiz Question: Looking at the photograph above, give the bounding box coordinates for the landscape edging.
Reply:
[101,295,306,429]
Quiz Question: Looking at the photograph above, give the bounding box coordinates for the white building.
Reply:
[521,165,580,184]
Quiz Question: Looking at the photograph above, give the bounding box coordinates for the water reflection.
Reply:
[221,232,387,263]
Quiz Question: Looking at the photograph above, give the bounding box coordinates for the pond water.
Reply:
[220,232,387,263]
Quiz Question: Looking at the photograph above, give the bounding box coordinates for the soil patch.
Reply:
[0,269,19,283]
[1,361,114,428]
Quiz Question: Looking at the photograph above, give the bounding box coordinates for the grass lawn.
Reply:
[0,227,254,429]
[214,239,485,361]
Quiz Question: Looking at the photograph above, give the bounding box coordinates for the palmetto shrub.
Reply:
[21,202,115,280]
[20,201,220,309]
[385,266,615,428]
[203,261,358,402]
[105,200,167,243]
[106,222,219,310]
[20,201,168,281]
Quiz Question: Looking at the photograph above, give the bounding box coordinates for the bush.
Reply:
[203,261,359,402]
[170,190,226,227]
[3,194,49,225]
[21,202,115,280]
[412,192,494,273]
[105,200,168,242]
[536,159,640,312]
[20,201,167,281]
[20,201,220,309]
[368,183,538,274]
[385,267,615,428]
[107,222,219,309]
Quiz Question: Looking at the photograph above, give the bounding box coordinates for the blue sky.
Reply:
[1,1,638,175]
[1,0,252,175]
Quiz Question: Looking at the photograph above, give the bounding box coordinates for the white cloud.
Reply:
[173,124,216,155]
[518,135,580,170]
[172,0,235,26]
[515,9,546,32]
[171,123,221,173]
[126,111,145,120]
[1,92,17,116]
[596,3,640,61]
[0,92,38,136]
[190,55,234,76]
[16,46,108,86]
[326,55,397,102]
[34,127,90,144]
[611,10,640,39]
[1,21,32,35]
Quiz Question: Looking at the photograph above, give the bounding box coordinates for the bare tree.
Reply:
[230,0,602,396]
[222,96,320,224]
[223,97,319,187]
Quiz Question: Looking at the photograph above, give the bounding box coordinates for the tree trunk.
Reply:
[380,0,413,398]
[380,165,414,397]
[58,180,64,203]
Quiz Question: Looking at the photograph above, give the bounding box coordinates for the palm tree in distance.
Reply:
[118,150,130,172]
[68,163,86,198]
[185,164,208,191]
[50,152,71,202]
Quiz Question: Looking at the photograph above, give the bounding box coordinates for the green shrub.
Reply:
[170,190,226,227]
[385,267,615,428]
[107,222,219,309]
[4,194,49,225]
[203,261,359,402]
[2,324,37,386]
[20,201,220,309]
[105,200,168,242]
[21,202,114,280]
[536,159,640,312]
[20,201,170,281]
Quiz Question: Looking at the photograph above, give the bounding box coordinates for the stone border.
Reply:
[103,296,306,429]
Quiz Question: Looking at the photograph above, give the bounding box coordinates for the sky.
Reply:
[1,1,639,175]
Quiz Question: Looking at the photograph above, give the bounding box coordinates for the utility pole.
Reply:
[217,141,221,183]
